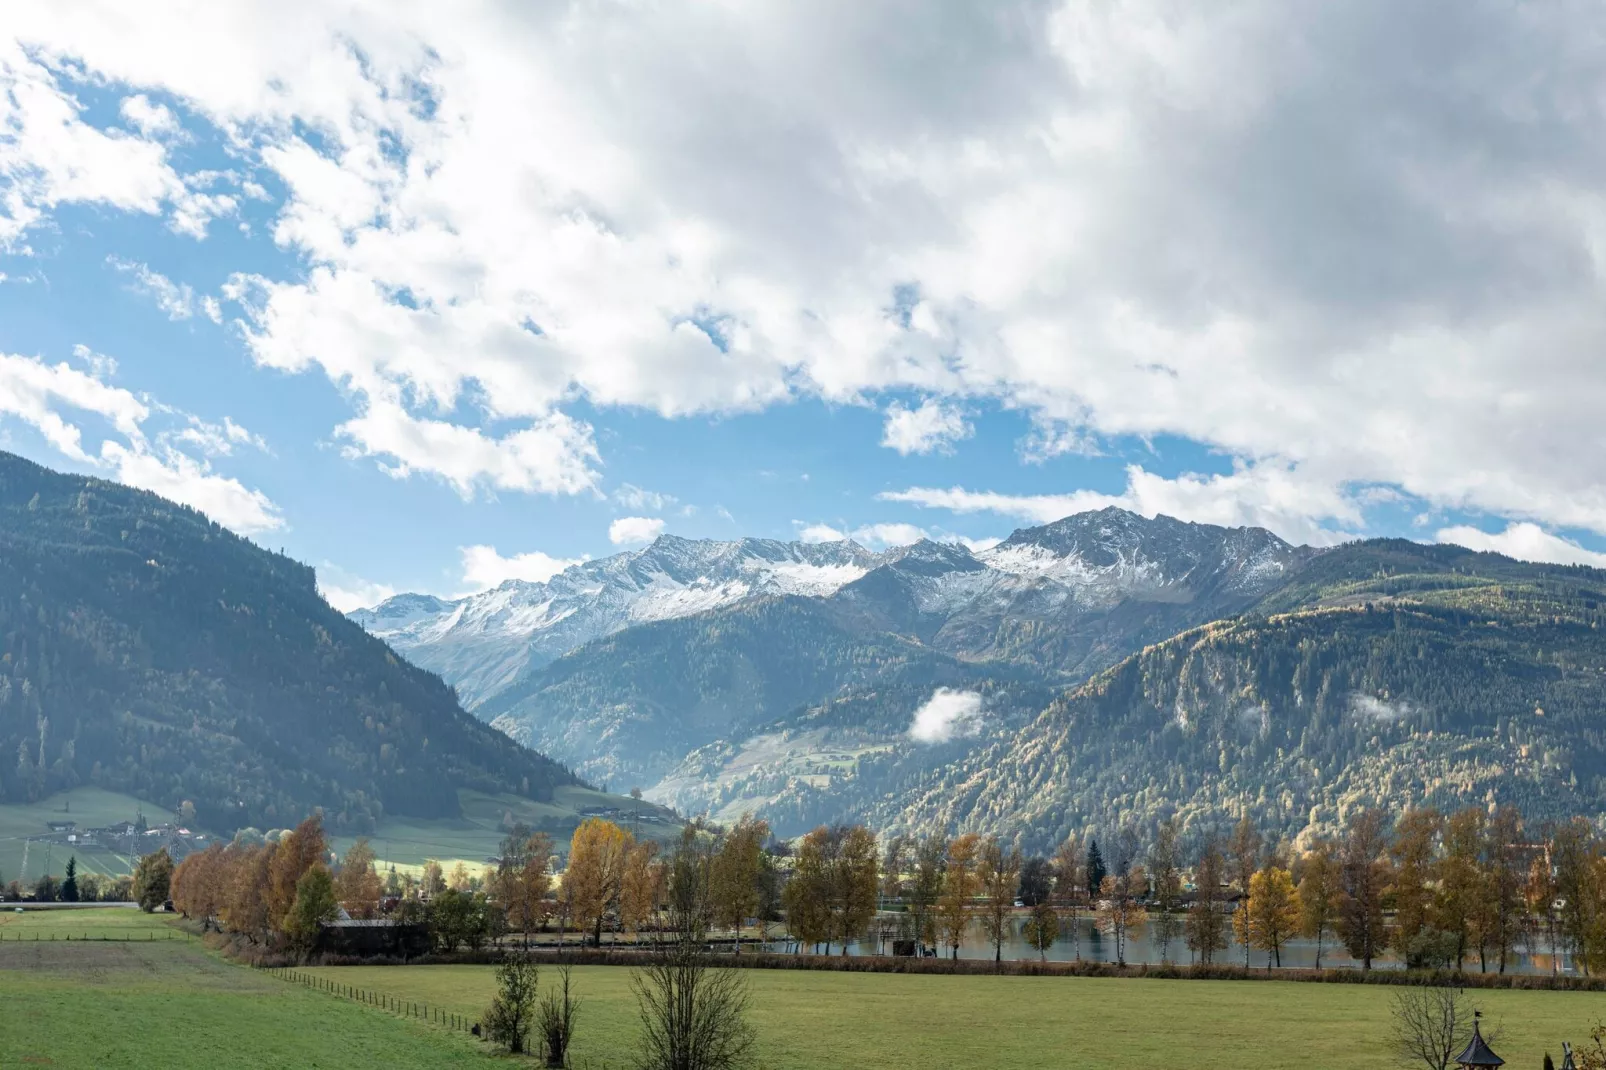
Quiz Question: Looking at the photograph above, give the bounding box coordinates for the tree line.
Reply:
[160,801,1606,977]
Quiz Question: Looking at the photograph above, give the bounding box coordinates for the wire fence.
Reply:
[260,965,623,1068]
[264,966,482,1037]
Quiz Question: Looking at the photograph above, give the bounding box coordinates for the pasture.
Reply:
[329,786,680,876]
[0,787,175,883]
[0,908,483,1068]
[3,907,1605,1068]
[304,959,1606,1070]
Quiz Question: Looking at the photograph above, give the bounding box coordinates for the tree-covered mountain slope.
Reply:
[477,594,1028,788]
[0,452,577,835]
[875,540,1606,848]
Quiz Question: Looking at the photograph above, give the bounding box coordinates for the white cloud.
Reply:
[99,438,282,534]
[610,515,666,546]
[118,93,180,138]
[883,461,1361,546]
[909,688,985,744]
[171,414,266,457]
[334,397,600,498]
[1348,693,1412,725]
[11,3,1606,538]
[0,349,281,533]
[613,483,676,512]
[107,256,202,320]
[881,398,971,455]
[0,350,147,461]
[1436,522,1606,569]
[796,519,996,552]
[797,523,847,544]
[317,564,396,612]
[459,544,584,592]
[851,522,929,550]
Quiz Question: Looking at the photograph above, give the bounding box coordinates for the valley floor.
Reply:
[0,909,483,1068]
[309,961,1601,1070]
[4,908,1604,1068]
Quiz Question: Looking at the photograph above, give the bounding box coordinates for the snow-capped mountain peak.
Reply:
[351,510,1309,708]
[350,534,877,706]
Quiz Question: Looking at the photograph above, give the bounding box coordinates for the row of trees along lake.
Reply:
[148,804,1606,975]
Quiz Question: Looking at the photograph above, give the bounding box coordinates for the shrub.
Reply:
[484,951,540,1055]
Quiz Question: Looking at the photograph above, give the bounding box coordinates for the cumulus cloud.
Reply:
[99,438,282,534]
[796,519,997,552]
[459,544,584,592]
[610,516,666,546]
[0,349,281,534]
[881,398,971,455]
[316,565,396,612]
[12,3,1606,537]
[1436,522,1606,569]
[118,93,181,138]
[851,522,929,550]
[797,523,848,544]
[909,688,986,743]
[883,462,1361,546]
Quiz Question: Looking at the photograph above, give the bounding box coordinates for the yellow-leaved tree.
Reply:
[333,838,384,920]
[1247,864,1301,969]
[567,817,633,947]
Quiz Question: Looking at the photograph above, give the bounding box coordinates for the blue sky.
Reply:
[6,3,1606,608]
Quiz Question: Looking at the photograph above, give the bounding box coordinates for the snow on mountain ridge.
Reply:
[351,534,878,706]
[350,511,1305,708]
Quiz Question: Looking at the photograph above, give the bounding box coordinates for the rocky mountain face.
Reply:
[870,540,1606,849]
[352,509,1325,830]
[352,536,876,707]
[354,513,1606,846]
[829,508,1309,675]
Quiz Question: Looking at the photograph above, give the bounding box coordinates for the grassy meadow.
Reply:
[304,960,1606,1070]
[0,783,676,887]
[0,908,488,1068]
[0,787,175,884]
[4,907,1605,1068]
[330,785,679,876]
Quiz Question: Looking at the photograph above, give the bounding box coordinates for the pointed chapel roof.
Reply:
[1455,1015,1504,1068]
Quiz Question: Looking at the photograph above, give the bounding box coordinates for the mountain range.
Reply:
[348,507,1606,848]
[10,436,1589,855]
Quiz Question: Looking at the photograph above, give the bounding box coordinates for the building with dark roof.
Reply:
[1454,1014,1503,1068]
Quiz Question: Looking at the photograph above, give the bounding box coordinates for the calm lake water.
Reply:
[801,916,1579,975]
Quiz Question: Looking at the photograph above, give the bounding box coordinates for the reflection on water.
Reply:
[816,917,1578,975]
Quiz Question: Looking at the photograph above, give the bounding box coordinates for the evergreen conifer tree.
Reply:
[60,856,78,902]
[1085,838,1106,900]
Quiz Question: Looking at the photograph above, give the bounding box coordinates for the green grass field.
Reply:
[0,787,175,884]
[302,961,1606,1070]
[0,909,486,1068]
[331,786,680,875]
[7,908,1606,1068]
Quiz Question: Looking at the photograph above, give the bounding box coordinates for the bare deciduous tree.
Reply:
[633,826,755,1070]
[1389,986,1494,1070]
[537,962,580,1068]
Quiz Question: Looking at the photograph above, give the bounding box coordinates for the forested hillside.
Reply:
[879,541,1606,848]
[479,595,1016,787]
[0,452,578,835]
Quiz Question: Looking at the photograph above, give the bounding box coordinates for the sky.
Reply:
[5,1,1606,611]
